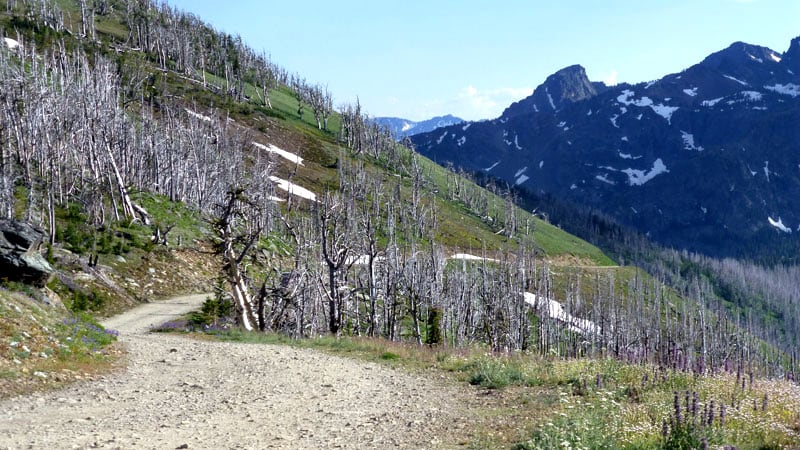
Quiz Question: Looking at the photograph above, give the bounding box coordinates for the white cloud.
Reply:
[447,85,533,120]
[604,70,619,86]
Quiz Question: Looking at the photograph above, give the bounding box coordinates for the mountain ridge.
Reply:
[412,36,800,260]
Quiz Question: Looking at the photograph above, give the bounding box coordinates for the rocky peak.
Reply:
[503,64,600,118]
[782,35,800,73]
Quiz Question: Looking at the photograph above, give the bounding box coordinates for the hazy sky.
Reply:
[165,0,800,121]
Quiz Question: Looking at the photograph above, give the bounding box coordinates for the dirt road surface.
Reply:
[0,295,475,449]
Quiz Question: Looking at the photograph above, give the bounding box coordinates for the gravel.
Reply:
[0,295,474,449]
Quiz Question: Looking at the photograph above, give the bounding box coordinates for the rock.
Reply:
[0,219,54,287]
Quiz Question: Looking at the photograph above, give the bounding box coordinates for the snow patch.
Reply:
[539,160,544,169]
[702,97,724,107]
[610,114,620,128]
[436,131,448,145]
[484,160,501,172]
[763,161,771,182]
[3,37,21,49]
[724,74,749,86]
[515,174,530,185]
[681,131,704,151]
[514,167,528,178]
[617,89,678,123]
[768,217,792,233]
[457,136,467,146]
[747,53,763,63]
[683,87,698,97]
[587,109,593,116]
[401,122,414,132]
[523,293,599,336]
[764,83,800,98]
[595,174,616,185]
[185,109,212,122]
[557,121,567,128]
[450,253,499,263]
[462,123,471,131]
[621,136,628,142]
[252,142,304,166]
[570,184,578,190]
[622,158,669,186]
[545,87,556,109]
[651,104,679,123]
[619,152,642,160]
[514,135,523,150]
[269,176,317,202]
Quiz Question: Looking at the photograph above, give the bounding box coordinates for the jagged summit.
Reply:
[782,35,800,72]
[502,64,603,118]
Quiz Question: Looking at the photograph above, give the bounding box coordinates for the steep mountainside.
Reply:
[412,38,800,259]
[374,114,463,139]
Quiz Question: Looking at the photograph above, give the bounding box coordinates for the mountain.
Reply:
[412,38,800,260]
[374,114,464,138]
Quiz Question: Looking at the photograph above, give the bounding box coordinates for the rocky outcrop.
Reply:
[0,219,54,287]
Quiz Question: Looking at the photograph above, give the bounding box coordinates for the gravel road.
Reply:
[0,295,474,449]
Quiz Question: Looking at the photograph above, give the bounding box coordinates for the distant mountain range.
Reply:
[374,114,464,139]
[412,37,800,259]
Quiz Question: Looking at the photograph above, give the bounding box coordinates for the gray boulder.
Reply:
[0,219,54,287]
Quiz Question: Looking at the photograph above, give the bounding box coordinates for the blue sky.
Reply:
[166,0,799,121]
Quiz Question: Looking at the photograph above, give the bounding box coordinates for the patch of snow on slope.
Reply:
[450,253,499,263]
[269,176,317,201]
[740,91,763,102]
[186,109,212,122]
[651,104,679,123]
[747,53,763,63]
[681,131,704,151]
[523,293,599,336]
[768,217,792,233]
[764,161,771,182]
[683,87,698,97]
[770,53,782,63]
[514,167,528,178]
[610,114,620,128]
[557,121,567,128]
[621,136,628,142]
[539,160,544,169]
[595,174,616,185]
[3,37,21,49]
[462,123,471,131]
[622,158,669,186]
[724,74,749,86]
[702,97,724,107]
[401,122,414,132]
[514,135,523,150]
[436,131,448,144]
[515,174,530,185]
[587,109,593,116]
[619,152,642,160]
[545,87,556,109]
[252,142,304,165]
[645,80,657,89]
[617,90,677,123]
[484,160,501,172]
[765,83,800,98]
[457,136,467,146]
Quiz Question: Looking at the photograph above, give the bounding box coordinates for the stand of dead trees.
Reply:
[2,0,797,381]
